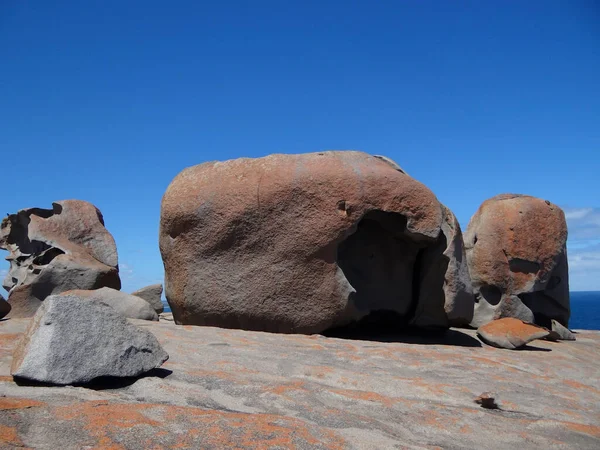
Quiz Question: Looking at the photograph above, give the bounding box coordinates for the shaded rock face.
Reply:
[131,283,164,313]
[0,200,121,318]
[10,295,168,385]
[465,194,569,328]
[160,151,473,334]
[60,288,158,321]
[477,318,551,349]
[0,294,10,319]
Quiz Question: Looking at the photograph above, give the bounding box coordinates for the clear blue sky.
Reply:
[1,1,599,294]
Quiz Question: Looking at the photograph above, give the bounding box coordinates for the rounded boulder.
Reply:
[160,151,473,334]
[465,194,569,328]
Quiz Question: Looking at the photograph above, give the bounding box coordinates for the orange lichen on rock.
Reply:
[477,318,550,349]
[0,397,45,410]
[52,401,346,449]
[0,424,24,447]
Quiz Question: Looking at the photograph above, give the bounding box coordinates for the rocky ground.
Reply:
[1,317,599,449]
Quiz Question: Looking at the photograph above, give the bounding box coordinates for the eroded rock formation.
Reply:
[0,200,121,317]
[465,194,569,328]
[160,151,473,334]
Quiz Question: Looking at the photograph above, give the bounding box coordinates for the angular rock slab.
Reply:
[131,283,164,313]
[0,200,121,318]
[11,295,168,385]
[0,294,10,319]
[60,288,158,321]
[550,319,576,341]
[465,194,569,328]
[477,317,551,349]
[160,151,474,334]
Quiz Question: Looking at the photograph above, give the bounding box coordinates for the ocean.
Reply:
[570,291,600,330]
[162,291,600,330]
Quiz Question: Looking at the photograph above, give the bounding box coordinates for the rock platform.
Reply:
[1,318,599,449]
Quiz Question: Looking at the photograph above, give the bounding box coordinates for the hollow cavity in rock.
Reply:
[333,210,434,334]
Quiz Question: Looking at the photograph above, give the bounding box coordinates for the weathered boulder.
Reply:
[465,194,569,328]
[131,283,164,313]
[0,200,121,318]
[0,293,10,319]
[477,317,551,349]
[60,288,158,321]
[10,295,168,385]
[160,151,473,333]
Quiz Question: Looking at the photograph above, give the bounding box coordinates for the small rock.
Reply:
[550,319,576,341]
[131,284,164,314]
[474,392,500,410]
[59,288,158,321]
[477,318,550,349]
[11,295,168,385]
[0,294,11,319]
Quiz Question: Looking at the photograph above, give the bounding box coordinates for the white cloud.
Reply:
[564,207,600,240]
[565,207,593,220]
[565,207,600,291]
[119,262,135,280]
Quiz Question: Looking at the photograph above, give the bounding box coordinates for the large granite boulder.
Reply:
[59,288,158,321]
[131,283,164,313]
[159,151,473,334]
[465,194,569,328]
[0,293,10,319]
[0,200,121,318]
[10,295,168,385]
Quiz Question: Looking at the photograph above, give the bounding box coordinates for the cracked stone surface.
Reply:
[0,200,121,318]
[465,194,569,329]
[1,317,598,448]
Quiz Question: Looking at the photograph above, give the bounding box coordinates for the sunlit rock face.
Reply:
[0,200,121,318]
[465,194,569,328]
[159,151,473,334]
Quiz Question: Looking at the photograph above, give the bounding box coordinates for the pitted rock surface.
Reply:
[0,200,121,318]
[465,194,569,328]
[10,295,167,385]
[131,283,164,314]
[0,319,598,448]
[160,151,473,333]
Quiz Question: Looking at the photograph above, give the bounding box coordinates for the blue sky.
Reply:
[1,1,599,294]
